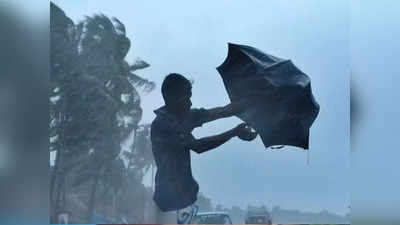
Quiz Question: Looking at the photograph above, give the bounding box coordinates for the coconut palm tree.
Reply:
[50,2,155,223]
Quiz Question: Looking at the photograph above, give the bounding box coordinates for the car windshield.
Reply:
[192,214,231,224]
[246,216,267,224]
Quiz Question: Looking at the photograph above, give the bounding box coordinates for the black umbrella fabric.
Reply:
[217,43,319,149]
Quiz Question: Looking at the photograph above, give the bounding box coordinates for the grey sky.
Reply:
[52,0,350,216]
[350,0,400,221]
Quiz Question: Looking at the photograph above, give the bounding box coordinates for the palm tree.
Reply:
[50,2,155,223]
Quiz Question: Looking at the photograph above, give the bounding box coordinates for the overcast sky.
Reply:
[52,0,350,216]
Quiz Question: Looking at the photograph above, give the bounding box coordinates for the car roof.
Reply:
[247,214,267,217]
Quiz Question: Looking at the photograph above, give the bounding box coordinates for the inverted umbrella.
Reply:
[217,43,319,149]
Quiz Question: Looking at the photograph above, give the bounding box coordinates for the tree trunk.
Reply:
[54,171,66,224]
[86,166,101,223]
[62,173,67,209]
[50,149,61,222]
[53,150,67,223]
[141,186,145,223]
[112,192,117,222]
[151,164,154,191]
[127,127,138,172]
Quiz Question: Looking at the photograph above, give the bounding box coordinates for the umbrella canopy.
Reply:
[217,43,319,149]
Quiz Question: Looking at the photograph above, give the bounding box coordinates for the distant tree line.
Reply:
[196,193,348,224]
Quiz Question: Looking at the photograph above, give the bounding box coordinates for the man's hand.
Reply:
[189,123,257,154]
[232,123,258,141]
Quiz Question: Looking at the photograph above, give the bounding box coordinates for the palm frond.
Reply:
[127,72,155,92]
[129,58,150,71]
[112,17,126,35]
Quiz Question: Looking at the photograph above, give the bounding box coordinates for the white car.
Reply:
[245,214,272,224]
[191,212,232,224]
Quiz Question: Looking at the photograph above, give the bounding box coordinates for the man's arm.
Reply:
[189,129,236,154]
[205,97,258,123]
[205,101,246,122]
[189,123,255,154]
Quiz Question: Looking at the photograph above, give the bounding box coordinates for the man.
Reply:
[151,73,257,223]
